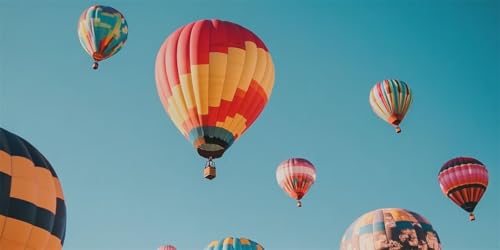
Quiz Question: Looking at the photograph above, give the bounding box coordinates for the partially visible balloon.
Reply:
[205,236,263,250]
[157,244,176,250]
[369,79,413,133]
[155,19,275,179]
[0,128,66,249]
[340,208,441,250]
[78,5,128,70]
[438,156,488,221]
[276,158,316,207]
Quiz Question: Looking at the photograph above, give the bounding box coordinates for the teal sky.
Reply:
[1,0,499,249]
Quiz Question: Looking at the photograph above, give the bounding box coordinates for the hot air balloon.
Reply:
[369,79,413,133]
[276,158,316,207]
[205,236,263,250]
[155,19,275,180]
[0,128,66,249]
[438,156,488,221]
[340,208,441,250]
[157,244,176,250]
[78,5,128,70]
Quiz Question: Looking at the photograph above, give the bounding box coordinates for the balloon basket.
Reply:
[469,213,475,221]
[204,166,216,180]
[395,126,401,133]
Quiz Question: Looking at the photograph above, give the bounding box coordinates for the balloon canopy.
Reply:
[369,79,413,133]
[205,236,263,250]
[78,5,128,69]
[157,244,176,250]
[0,128,66,249]
[438,156,488,221]
[276,158,316,207]
[340,208,441,250]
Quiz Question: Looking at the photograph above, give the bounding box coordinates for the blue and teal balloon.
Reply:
[77,5,128,70]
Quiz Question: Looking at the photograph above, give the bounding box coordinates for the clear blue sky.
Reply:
[0,0,498,249]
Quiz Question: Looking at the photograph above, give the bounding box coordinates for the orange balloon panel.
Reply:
[155,19,274,159]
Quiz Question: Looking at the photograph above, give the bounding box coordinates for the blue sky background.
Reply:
[0,0,499,249]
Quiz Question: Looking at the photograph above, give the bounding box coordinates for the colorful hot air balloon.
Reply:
[78,5,128,70]
[276,158,316,207]
[157,244,176,250]
[155,19,275,180]
[438,156,488,221]
[205,236,263,250]
[0,128,66,249]
[369,79,413,133]
[341,208,441,250]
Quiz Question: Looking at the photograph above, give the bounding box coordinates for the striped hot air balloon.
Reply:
[438,157,488,221]
[78,5,128,70]
[340,208,441,250]
[205,236,263,250]
[369,79,413,133]
[155,19,275,180]
[276,158,316,207]
[157,244,176,250]
[0,128,66,249]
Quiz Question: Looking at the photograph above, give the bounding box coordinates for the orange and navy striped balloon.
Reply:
[0,128,66,249]
[155,19,275,159]
[438,157,488,221]
[369,79,413,133]
[276,158,316,207]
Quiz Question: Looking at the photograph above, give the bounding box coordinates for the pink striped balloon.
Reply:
[157,245,176,250]
[276,158,316,207]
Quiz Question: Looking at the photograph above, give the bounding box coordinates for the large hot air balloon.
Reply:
[276,158,316,207]
[0,128,66,249]
[205,236,263,250]
[369,79,413,133]
[78,5,128,70]
[438,156,488,221]
[155,19,275,180]
[341,208,441,250]
[157,244,176,250]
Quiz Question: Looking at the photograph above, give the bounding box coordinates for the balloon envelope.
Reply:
[438,156,488,220]
[157,244,176,250]
[276,158,316,206]
[0,128,66,249]
[369,79,412,133]
[340,208,441,250]
[78,5,128,68]
[205,236,263,250]
[155,19,275,159]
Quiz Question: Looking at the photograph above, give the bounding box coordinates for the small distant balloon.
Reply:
[438,156,488,221]
[341,208,441,250]
[157,244,176,250]
[78,5,128,70]
[205,236,263,250]
[369,79,413,133]
[276,158,316,207]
